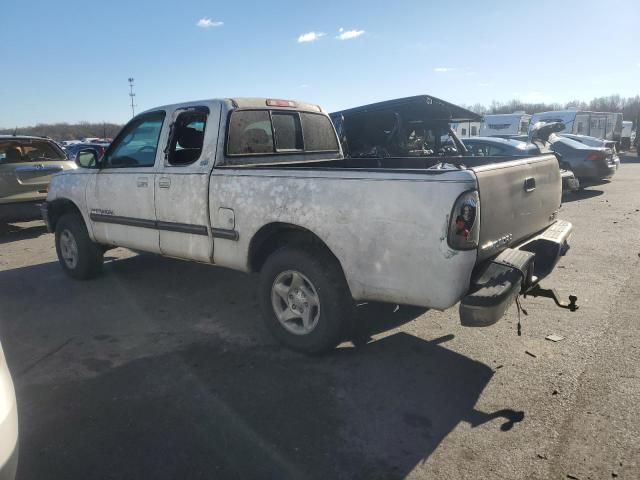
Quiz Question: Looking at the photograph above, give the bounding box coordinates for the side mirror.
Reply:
[76,149,99,169]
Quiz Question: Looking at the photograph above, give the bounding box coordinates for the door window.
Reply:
[103,111,166,168]
[167,110,208,165]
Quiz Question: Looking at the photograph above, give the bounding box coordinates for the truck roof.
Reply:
[139,97,324,116]
[331,95,482,122]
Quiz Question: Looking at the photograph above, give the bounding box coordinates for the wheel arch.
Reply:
[47,198,85,232]
[248,222,346,278]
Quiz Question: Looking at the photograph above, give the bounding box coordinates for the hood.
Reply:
[528,121,566,143]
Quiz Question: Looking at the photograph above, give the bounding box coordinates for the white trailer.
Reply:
[621,121,633,150]
[529,110,622,142]
[479,112,531,137]
[450,121,481,138]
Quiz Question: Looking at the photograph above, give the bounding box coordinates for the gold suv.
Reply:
[0,136,76,223]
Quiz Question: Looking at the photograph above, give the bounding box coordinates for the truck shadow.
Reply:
[562,188,604,203]
[15,334,523,480]
[0,221,48,245]
[0,255,524,480]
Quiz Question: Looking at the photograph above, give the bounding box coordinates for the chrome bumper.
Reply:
[459,220,573,327]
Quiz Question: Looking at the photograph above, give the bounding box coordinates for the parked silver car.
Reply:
[549,134,618,183]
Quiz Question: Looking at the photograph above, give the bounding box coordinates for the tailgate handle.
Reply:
[524,177,536,192]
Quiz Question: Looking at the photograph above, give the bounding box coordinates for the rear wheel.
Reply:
[55,213,104,280]
[259,246,353,354]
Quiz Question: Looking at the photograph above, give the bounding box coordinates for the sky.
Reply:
[1,0,638,127]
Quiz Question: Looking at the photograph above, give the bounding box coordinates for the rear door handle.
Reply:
[158,177,171,189]
[524,177,536,192]
[137,177,149,188]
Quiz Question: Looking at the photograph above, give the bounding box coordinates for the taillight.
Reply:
[448,190,480,250]
[585,152,604,161]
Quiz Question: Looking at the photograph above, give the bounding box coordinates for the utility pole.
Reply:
[128,77,136,117]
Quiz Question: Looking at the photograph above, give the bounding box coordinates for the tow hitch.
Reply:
[524,284,579,312]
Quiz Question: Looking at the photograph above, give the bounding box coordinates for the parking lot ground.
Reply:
[1,153,639,480]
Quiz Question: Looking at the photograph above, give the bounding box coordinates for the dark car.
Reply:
[548,134,618,184]
[462,137,540,156]
[462,137,580,192]
[63,143,108,162]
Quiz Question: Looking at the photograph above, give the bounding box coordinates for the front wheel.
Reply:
[259,246,354,354]
[55,213,104,280]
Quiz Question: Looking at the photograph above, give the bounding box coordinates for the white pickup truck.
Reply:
[42,96,575,353]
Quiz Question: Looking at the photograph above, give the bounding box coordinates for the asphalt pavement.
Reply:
[0,153,638,480]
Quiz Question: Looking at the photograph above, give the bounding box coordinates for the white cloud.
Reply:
[196,17,223,28]
[336,28,365,40]
[478,82,492,87]
[298,32,325,43]
[433,67,453,72]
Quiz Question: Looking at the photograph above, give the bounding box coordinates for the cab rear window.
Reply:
[227,110,338,156]
[0,140,66,163]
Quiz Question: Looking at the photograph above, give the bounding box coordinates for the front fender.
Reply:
[46,171,96,240]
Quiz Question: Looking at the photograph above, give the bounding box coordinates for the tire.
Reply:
[259,245,354,354]
[55,213,104,280]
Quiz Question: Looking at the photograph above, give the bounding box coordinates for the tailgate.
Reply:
[472,154,561,262]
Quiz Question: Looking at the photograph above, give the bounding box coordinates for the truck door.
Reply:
[87,110,167,252]
[155,105,218,262]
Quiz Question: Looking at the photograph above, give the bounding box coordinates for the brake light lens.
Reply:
[585,152,604,161]
[448,190,480,250]
[266,99,297,108]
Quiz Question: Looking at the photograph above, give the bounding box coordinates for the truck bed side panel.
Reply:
[209,169,477,309]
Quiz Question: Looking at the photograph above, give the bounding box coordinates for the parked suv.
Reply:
[0,136,77,223]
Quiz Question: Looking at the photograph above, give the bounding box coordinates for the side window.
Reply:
[272,112,303,151]
[104,111,165,168]
[167,109,208,165]
[467,144,485,156]
[487,145,506,156]
[300,113,339,151]
[227,111,274,155]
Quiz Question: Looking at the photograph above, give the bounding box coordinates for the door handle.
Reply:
[158,177,171,189]
[524,177,536,192]
[137,177,149,188]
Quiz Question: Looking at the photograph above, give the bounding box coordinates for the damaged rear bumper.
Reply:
[459,220,573,327]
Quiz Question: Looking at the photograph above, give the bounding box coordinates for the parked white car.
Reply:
[42,96,575,353]
[0,341,18,480]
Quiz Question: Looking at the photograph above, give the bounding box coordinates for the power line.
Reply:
[128,77,137,117]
